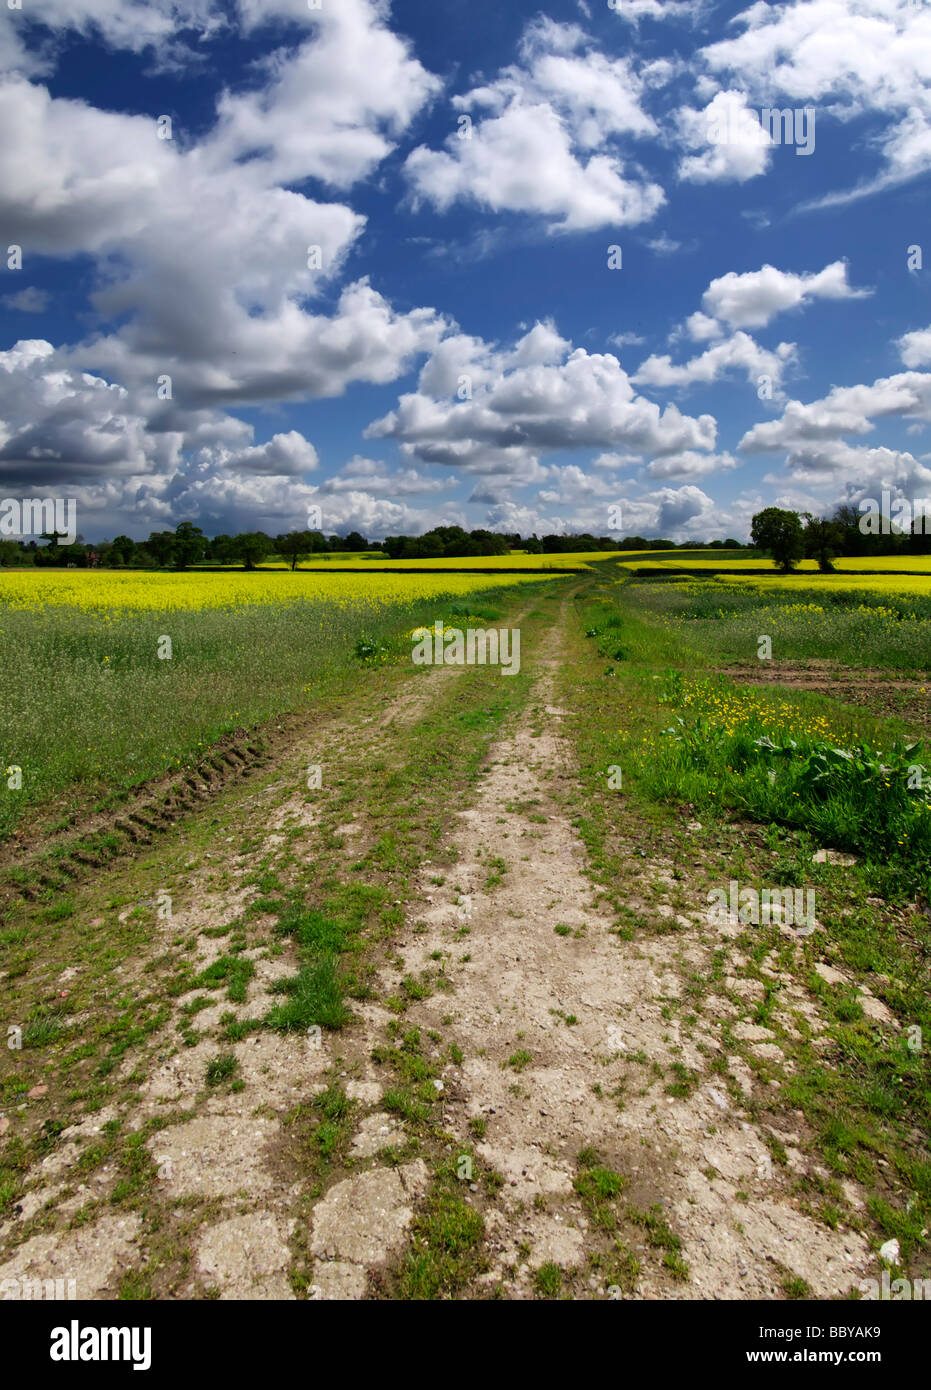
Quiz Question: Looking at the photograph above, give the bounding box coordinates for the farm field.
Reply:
[0,566,559,611]
[0,567,555,844]
[624,577,931,671]
[249,551,621,571]
[0,559,928,1305]
[616,553,931,572]
[615,553,931,600]
[709,572,931,598]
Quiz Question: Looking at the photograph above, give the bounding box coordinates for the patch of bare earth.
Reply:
[722,661,931,730]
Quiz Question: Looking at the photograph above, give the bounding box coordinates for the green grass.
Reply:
[583,582,931,894]
[191,953,255,1004]
[574,1149,627,1232]
[782,1272,812,1299]
[506,1049,532,1073]
[0,583,544,843]
[279,1082,357,1202]
[397,1175,486,1299]
[626,1203,689,1281]
[21,1007,64,1048]
[630,578,931,670]
[642,672,931,891]
[263,901,366,1032]
[204,1053,237,1086]
[533,1262,564,1298]
[265,957,349,1031]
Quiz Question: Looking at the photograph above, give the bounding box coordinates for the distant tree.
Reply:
[0,539,21,566]
[802,513,843,572]
[750,507,805,573]
[428,526,474,556]
[830,502,905,558]
[207,534,236,563]
[147,530,177,568]
[276,530,316,570]
[172,521,206,569]
[402,532,445,559]
[829,505,862,556]
[907,508,931,556]
[523,535,543,553]
[231,531,273,570]
[34,529,68,565]
[109,535,137,565]
[469,528,509,556]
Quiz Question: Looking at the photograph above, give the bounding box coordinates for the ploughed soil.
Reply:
[720,661,931,732]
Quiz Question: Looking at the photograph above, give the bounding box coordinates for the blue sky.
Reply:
[1,0,930,542]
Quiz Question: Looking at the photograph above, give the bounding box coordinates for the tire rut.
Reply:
[0,625,537,1300]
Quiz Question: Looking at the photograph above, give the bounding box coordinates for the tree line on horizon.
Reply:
[0,506,928,571]
[0,521,737,569]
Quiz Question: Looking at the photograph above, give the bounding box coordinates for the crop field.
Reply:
[616,552,931,574]
[256,551,621,571]
[0,568,554,843]
[0,556,928,1310]
[710,572,931,598]
[0,566,558,611]
[626,579,931,669]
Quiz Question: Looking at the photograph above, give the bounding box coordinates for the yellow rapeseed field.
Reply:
[0,567,558,613]
[613,552,931,597]
[277,551,618,571]
[616,553,931,572]
[714,572,931,597]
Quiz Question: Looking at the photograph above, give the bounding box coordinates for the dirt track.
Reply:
[0,596,889,1299]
